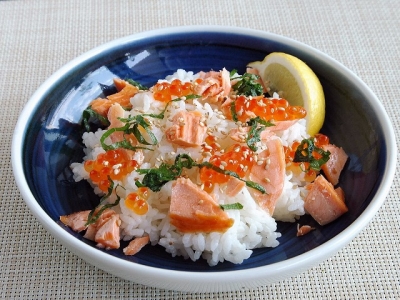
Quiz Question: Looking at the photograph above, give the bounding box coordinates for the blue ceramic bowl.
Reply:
[12,26,396,292]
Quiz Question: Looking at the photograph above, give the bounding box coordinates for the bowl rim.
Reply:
[11,25,397,290]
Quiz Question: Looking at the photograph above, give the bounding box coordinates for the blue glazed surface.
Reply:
[22,30,385,272]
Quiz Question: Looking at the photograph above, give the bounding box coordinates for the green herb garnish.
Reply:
[82,106,110,132]
[293,138,331,171]
[125,78,148,91]
[85,178,122,226]
[230,100,238,122]
[220,203,244,210]
[245,117,275,152]
[100,115,157,151]
[231,73,263,97]
[135,154,266,194]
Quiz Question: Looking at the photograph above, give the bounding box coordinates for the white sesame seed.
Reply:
[113,163,122,169]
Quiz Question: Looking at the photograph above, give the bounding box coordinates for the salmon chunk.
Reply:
[90,98,114,117]
[249,139,286,215]
[194,68,231,103]
[60,210,90,232]
[165,111,207,147]
[225,177,246,197]
[90,79,139,117]
[94,213,121,250]
[304,175,348,225]
[169,178,234,233]
[83,209,121,249]
[321,144,348,185]
[123,236,150,255]
[106,80,139,108]
[107,103,126,143]
[113,78,128,92]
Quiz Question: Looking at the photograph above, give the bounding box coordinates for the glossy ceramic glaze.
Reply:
[12,26,396,292]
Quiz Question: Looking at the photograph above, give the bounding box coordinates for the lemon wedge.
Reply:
[248,52,325,136]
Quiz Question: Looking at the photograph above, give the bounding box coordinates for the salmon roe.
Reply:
[225,95,307,123]
[201,135,221,155]
[84,149,139,192]
[152,79,200,102]
[200,144,254,193]
[284,134,330,182]
[125,187,150,215]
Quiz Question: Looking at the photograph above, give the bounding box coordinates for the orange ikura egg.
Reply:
[87,149,139,192]
[125,191,149,215]
[229,95,306,123]
[152,79,195,102]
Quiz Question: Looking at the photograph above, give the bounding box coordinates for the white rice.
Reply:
[71,69,311,266]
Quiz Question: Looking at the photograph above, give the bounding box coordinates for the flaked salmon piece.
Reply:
[225,177,245,197]
[107,103,126,143]
[321,144,348,186]
[90,79,139,117]
[60,210,90,232]
[228,126,275,143]
[194,68,231,103]
[90,98,114,117]
[94,213,121,250]
[304,175,348,225]
[113,78,128,92]
[123,236,150,255]
[296,224,315,237]
[269,120,298,132]
[107,102,139,149]
[165,110,207,147]
[83,223,97,241]
[169,178,234,233]
[249,139,286,215]
[107,80,139,108]
[83,208,117,241]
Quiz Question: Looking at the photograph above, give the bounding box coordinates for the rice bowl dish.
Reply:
[63,65,348,266]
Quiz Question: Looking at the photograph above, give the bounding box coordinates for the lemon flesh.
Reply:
[248,52,325,136]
